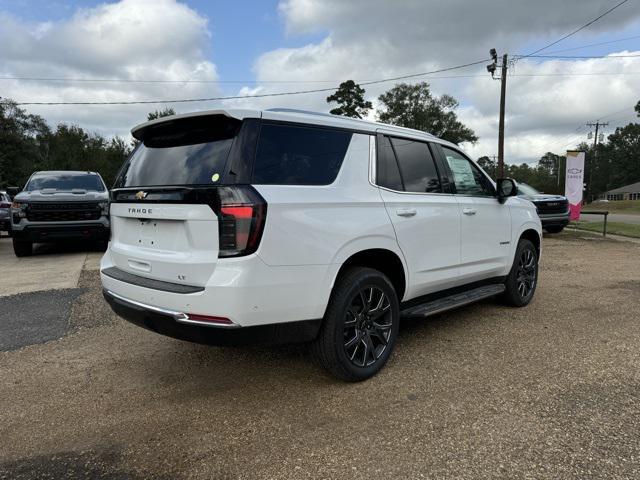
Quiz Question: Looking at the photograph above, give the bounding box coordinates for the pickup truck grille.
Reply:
[535,199,568,215]
[26,202,102,222]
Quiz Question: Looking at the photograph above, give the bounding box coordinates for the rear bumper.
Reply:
[11,222,110,242]
[103,289,320,346]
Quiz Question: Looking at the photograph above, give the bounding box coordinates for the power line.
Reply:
[13,58,490,106]
[3,70,640,85]
[520,0,631,58]
[520,53,640,59]
[542,34,640,55]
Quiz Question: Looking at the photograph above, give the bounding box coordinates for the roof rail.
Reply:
[266,108,339,119]
[266,107,438,139]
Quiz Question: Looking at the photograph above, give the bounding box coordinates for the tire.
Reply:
[502,239,538,307]
[544,226,564,234]
[13,238,33,257]
[311,267,400,382]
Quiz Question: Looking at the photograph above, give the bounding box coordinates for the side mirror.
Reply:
[497,178,517,204]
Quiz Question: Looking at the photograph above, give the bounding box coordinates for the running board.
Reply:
[401,284,505,319]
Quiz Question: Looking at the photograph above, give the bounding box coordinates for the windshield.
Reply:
[115,115,240,188]
[26,174,105,192]
[518,183,540,196]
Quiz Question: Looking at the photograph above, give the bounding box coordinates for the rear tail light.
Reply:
[0,202,10,209]
[214,186,267,258]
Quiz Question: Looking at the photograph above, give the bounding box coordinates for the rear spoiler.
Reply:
[131,109,261,141]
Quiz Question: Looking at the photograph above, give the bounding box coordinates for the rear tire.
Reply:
[311,267,400,382]
[544,226,564,234]
[13,238,33,257]
[502,239,538,307]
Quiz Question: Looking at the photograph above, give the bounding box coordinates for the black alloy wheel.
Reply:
[502,238,538,307]
[312,267,400,381]
[343,286,393,367]
[515,248,537,299]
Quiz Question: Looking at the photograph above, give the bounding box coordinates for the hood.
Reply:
[14,190,109,202]
[519,193,567,203]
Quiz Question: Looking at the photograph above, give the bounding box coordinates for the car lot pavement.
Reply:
[0,238,102,297]
[1,233,639,479]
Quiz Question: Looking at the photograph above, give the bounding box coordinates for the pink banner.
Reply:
[569,202,582,221]
[565,151,585,221]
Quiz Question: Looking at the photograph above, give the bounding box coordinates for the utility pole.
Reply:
[585,121,608,202]
[487,50,508,178]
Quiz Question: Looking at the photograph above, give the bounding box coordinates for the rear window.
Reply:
[26,174,105,192]
[115,115,240,187]
[252,124,352,185]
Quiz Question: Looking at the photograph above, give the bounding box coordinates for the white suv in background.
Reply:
[101,108,541,381]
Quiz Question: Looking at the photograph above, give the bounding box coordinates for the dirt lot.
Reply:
[1,234,639,479]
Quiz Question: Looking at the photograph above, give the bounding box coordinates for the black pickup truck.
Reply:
[517,183,570,234]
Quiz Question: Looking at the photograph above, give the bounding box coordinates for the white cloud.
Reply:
[241,0,640,163]
[0,0,218,137]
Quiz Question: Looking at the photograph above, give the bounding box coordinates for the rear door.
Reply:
[376,133,461,298]
[435,145,511,281]
[108,114,261,288]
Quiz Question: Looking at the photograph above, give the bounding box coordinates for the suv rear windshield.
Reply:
[115,115,241,188]
[26,174,105,192]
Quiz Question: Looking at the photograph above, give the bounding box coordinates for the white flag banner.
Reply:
[565,151,585,221]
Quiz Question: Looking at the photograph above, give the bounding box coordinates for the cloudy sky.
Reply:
[1,0,639,163]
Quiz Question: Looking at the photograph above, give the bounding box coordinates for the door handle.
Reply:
[462,208,477,216]
[396,208,417,217]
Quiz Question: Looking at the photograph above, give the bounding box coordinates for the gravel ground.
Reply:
[1,233,639,479]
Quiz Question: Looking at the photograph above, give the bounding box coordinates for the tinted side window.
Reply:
[376,135,403,191]
[391,137,441,193]
[442,147,494,197]
[253,124,352,185]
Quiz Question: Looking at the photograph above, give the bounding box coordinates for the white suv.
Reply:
[101,108,541,381]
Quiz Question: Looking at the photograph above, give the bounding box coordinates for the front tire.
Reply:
[502,239,538,307]
[13,238,33,257]
[544,225,564,234]
[312,267,400,382]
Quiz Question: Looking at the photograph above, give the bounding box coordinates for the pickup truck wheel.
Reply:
[502,239,538,307]
[544,226,564,234]
[312,267,400,382]
[13,238,33,257]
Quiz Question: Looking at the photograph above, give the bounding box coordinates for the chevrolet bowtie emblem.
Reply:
[135,191,147,200]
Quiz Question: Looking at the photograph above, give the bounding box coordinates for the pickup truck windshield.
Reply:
[518,183,540,196]
[26,174,106,192]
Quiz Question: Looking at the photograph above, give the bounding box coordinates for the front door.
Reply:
[437,145,512,282]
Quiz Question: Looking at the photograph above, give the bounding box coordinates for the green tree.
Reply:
[477,156,497,179]
[603,123,640,189]
[147,107,176,121]
[326,80,373,119]
[377,82,478,144]
[0,98,132,190]
[0,99,50,188]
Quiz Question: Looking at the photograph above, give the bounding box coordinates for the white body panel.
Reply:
[101,108,542,331]
[379,189,461,298]
[456,196,512,281]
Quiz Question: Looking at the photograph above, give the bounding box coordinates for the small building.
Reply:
[601,181,640,201]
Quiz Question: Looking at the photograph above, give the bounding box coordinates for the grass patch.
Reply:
[572,220,640,238]
[585,200,640,215]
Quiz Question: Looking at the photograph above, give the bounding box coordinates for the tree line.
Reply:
[0,102,175,190]
[1,81,638,200]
